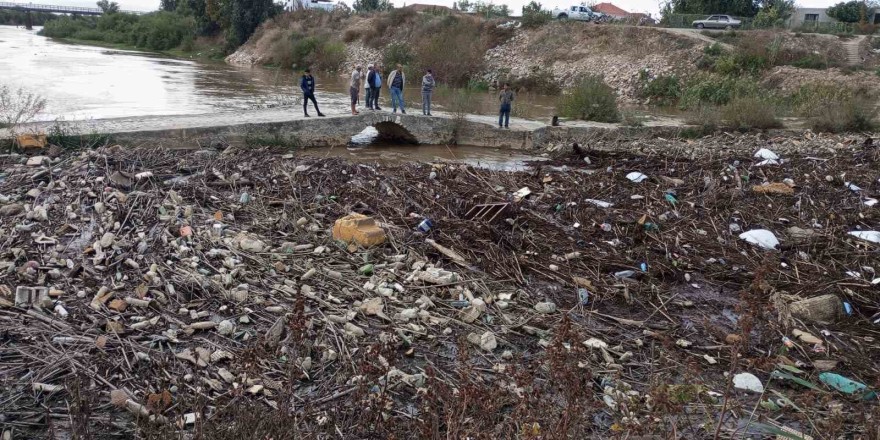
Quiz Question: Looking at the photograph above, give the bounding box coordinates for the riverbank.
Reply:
[1,134,879,438]
[54,36,227,61]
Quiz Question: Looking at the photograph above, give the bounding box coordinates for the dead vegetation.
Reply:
[1,133,880,438]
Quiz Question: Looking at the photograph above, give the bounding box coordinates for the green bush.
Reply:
[521,1,551,28]
[557,74,620,123]
[679,74,761,109]
[713,52,769,76]
[638,72,681,107]
[703,42,723,56]
[41,11,196,51]
[275,34,346,71]
[382,43,415,69]
[790,54,828,69]
[40,16,94,38]
[129,12,195,51]
[721,96,782,130]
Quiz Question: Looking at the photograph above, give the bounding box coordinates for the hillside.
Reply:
[226,10,702,100]
[227,10,880,107]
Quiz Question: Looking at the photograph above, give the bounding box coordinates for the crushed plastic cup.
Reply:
[577,288,589,305]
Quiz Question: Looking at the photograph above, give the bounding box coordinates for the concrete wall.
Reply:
[788,8,835,28]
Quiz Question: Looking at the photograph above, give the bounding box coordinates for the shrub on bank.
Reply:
[414,18,487,87]
[792,84,877,133]
[721,96,782,130]
[129,12,195,51]
[790,54,829,69]
[679,74,761,109]
[41,16,94,39]
[638,72,681,107]
[556,75,619,123]
[270,33,345,71]
[40,12,194,52]
[382,43,415,70]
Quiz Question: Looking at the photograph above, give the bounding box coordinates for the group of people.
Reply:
[299,66,516,128]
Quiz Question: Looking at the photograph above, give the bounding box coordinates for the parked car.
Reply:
[692,14,741,29]
[552,4,596,21]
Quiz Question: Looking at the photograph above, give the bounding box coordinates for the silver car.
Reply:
[692,15,742,29]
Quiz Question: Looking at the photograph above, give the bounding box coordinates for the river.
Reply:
[1,25,552,169]
[0,25,559,122]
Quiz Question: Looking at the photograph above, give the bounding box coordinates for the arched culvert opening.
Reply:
[373,121,418,144]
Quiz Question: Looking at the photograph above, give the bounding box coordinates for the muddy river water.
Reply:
[2,25,556,167]
[0,25,558,122]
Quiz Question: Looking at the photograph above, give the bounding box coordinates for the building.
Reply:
[787,7,835,27]
[592,2,630,19]
[787,7,880,28]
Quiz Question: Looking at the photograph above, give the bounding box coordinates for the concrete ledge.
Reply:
[4,107,692,150]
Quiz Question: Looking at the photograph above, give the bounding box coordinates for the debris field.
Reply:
[1,132,879,438]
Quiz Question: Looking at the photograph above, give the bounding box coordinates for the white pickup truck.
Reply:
[552,4,597,21]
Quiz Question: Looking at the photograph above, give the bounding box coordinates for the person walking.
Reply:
[421,69,435,116]
[387,64,406,114]
[364,64,375,110]
[370,64,383,110]
[300,68,324,117]
[350,65,362,115]
[498,83,514,129]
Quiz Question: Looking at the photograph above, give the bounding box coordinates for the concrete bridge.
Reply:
[4,107,688,150]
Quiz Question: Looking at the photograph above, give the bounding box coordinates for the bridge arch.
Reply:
[372,121,417,144]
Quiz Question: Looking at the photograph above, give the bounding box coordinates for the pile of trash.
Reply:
[1,140,879,437]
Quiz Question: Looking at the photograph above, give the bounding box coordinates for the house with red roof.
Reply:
[591,2,630,19]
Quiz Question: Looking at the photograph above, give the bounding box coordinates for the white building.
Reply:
[287,0,337,11]
[787,6,880,28]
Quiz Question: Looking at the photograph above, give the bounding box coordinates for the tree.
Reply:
[96,0,120,14]
[663,0,758,17]
[521,1,551,27]
[826,0,875,22]
[752,0,794,27]
[352,0,392,13]
[220,0,278,48]
[472,1,509,17]
[177,0,220,36]
[160,0,177,11]
[456,0,472,11]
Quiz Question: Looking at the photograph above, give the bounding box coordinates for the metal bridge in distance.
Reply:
[0,1,144,15]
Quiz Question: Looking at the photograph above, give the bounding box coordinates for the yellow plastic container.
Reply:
[332,213,386,248]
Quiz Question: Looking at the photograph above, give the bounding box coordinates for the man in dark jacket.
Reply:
[300,68,325,117]
[367,64,382,110]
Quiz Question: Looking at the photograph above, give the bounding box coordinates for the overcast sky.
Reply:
[32,0,842,23]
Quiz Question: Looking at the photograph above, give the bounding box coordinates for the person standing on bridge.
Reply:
[387,64,406,114]
[300,69,324,117]
[350,65,362,115]
[498,83,515,129]
[364,64,375,110]
[368,64,383,110]
[421,69,435,116]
